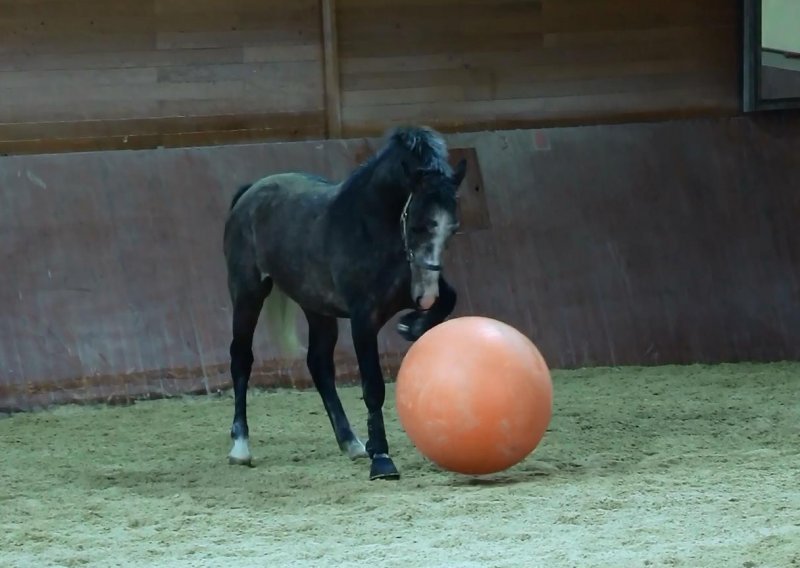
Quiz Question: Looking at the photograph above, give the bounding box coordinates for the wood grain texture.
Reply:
[337,0,739,136]
[0,0,742,154]
[3,114,800,411]
[0,0,325,154]
[321,0,343,138]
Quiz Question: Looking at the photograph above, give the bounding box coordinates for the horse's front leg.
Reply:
[351,315,400,480]
[397,275,457,342]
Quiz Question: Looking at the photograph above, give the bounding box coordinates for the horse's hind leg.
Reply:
[227,276,272,466]
[304,310,368,460]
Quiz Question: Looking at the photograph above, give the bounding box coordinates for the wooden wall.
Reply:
[0,0,326,154]
[337,0,740,135]
[0,0,740,155]
[3,114,800,412]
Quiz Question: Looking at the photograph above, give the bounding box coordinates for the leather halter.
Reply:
[400,193,443,272]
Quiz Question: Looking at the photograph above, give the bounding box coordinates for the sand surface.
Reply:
[1,362,799,568]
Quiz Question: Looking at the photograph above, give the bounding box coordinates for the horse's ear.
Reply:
[452,158,468,190]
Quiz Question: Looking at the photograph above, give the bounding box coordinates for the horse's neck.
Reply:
[338,153,409,224]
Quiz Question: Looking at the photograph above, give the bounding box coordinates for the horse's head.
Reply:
[401,158,467,310]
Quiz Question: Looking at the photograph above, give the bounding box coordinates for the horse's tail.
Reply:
[263,285,307,359]
[229,183,252,211]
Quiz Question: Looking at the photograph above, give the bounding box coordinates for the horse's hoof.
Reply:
[369,455,400,480]
[397,314,425,342]
[342,438,369,460]
[228,456,254,467]
[396,321,414,341]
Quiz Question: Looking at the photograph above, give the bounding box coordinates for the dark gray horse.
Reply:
[223,126,467,480]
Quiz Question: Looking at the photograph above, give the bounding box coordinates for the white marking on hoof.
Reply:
[228,438,252,466]
[372,453,390,460]
[343,439,369,460]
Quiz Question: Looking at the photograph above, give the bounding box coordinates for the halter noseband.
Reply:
[400,193,442,272]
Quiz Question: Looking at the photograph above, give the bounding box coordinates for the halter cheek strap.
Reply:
[400,193,443,272]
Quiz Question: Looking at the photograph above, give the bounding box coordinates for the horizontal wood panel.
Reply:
[0,0,325,154]
[337,0,739,137]
[342,88,732,131]
[541,0,736,31]
[0,112,325,155]
[0,0,742,153]
[5,115,800,409]
[342,71,734,107]
[0,45,321,73]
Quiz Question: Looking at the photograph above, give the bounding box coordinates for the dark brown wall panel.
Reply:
[2,0,742,155]
[445,117,800,368]
[0,0,326,155]
[338,0,739,135]
[2,114,800,412]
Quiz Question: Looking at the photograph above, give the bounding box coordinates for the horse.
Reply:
[222,125,467,480]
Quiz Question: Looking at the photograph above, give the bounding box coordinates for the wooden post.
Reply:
[320,0,342,139]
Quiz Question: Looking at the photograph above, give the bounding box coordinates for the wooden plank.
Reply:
[0,44,319,73]
[339,89,738,137]
[336,0,737,136]
[0,111,326,155]
[0,112,325,142]
[341,56,732,95]
[0,0,740,152]
[320,0,342,138]
[0,0,327,153]
[540,0,736,32]
[343,31,732,72]
[342,85,493,107]
[243,44,321,63]
[542,25,735,49]
[155,29,319,50]
[339,9,545,37]
[491,72,734,101]
[340,32,546,58]
[0,60,323,122]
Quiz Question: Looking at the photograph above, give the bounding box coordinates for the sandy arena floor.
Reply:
[1,362,799,568]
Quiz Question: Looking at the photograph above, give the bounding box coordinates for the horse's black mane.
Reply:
[340,125,454,195]
[229,183,252,211]
[229,125,451,211]
[385,125,452,175]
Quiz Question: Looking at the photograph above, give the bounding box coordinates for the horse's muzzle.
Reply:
[416,294,436,310]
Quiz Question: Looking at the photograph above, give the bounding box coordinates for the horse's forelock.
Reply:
[387,126,451,175]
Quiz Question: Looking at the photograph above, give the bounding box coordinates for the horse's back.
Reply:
[231,172,335,211]
[224,171,344,306]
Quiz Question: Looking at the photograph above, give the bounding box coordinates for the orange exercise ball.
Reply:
[396,316,553,475]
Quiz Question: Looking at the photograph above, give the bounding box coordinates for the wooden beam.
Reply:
[320,0,342,138]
